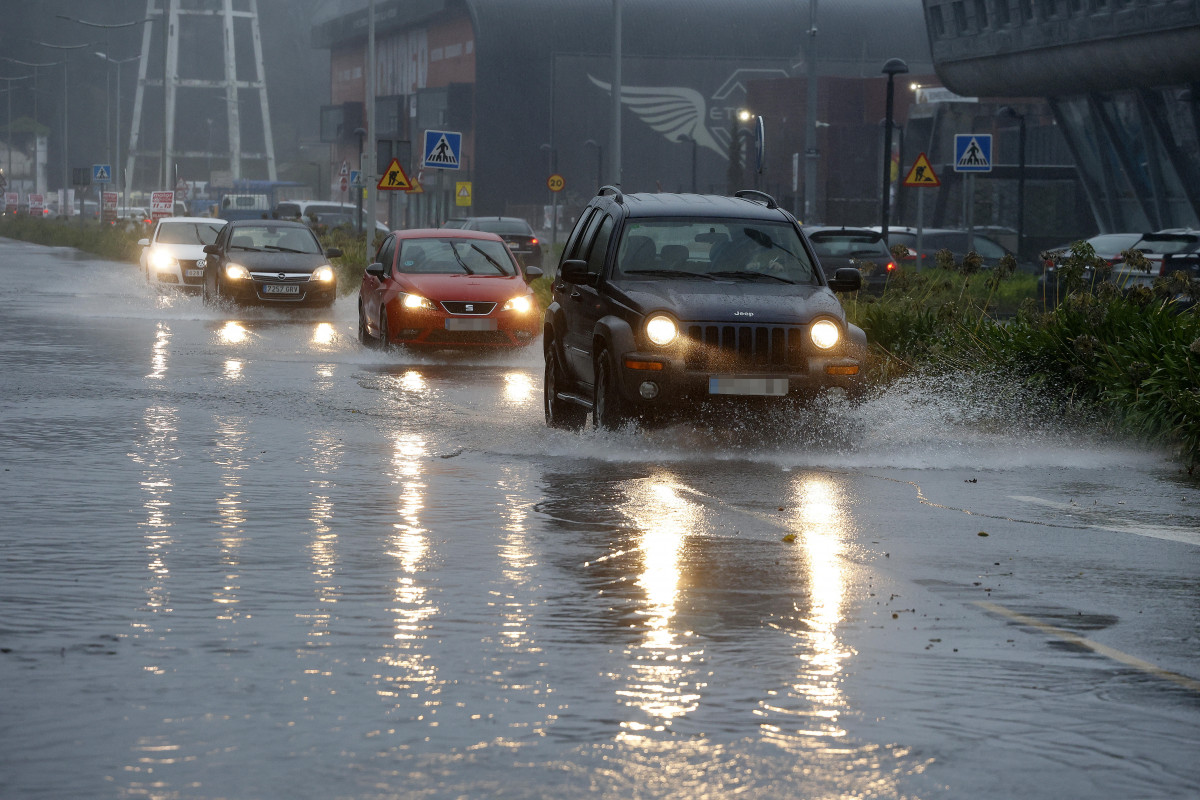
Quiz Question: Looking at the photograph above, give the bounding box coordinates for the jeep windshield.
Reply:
[615,220,819,285]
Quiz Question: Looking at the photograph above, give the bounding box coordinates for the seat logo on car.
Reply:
[466,304,474,312]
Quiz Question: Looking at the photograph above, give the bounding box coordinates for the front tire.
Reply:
[545,342,586,430]
[593,347,632,430]
[378,307,392,351]
[358,302,374,346]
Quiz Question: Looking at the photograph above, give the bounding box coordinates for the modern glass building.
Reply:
[922,0,1200,232]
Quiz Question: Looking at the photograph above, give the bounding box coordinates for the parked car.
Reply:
[201,219,342,307]
[357,228,543,350]
[543,187,867,431]
[273,199,389,235]
[872,226,1020,271]
[449,216,543,267]
[802,225,897,293]
[1039,230,1200,305]
[139,216,227,292]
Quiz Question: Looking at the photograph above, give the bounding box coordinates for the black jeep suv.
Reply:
[543,187,867,430]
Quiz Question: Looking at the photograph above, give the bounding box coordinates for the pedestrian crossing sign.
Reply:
[903,153,940,187]
[423,130,462,170]
[93,164,112,183]
[953,134,992,172]
[377,159,413,191]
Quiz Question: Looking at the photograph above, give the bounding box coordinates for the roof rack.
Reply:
[733,189,778,209]
[596,185,624,203]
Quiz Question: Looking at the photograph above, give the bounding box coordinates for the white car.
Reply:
[139,216,228,292]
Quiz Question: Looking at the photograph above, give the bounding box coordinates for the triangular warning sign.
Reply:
[377,159,413,191]
[406,173,424,194]
[903,153,941,187]
[457,184,470,198]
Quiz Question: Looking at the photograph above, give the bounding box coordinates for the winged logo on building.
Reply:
[588,75,727,160]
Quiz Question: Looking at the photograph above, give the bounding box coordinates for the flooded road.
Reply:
[1,237,1197,799]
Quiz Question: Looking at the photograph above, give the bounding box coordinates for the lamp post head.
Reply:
[881,58,909,78]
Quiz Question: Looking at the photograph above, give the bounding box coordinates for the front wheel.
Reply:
[378,307,392,351]
[593,347,632,431]
[545,343,586,430]
[357,302,374,346]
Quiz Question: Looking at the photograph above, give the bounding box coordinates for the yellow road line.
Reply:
[975,600,1200,693]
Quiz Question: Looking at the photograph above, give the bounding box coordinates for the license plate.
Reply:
[446,317,497,331]
[708,376,788,396]
[185,269,204,278]
[263,284,300,295]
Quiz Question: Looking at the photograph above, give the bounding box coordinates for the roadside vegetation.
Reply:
[4,218,1197,471]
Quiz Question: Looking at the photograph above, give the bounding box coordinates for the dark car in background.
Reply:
[543,187,867,430]
[803,225,897,293]
[1039,230,1200,305]
[449,216,543,267]
[201,219,342,307]
[872,226,1021,272]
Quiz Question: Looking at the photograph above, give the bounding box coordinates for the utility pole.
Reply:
[365,0,378,259]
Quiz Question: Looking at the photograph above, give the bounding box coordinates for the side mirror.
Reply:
[203,244,221,255]
[827,267,863,293]
[523,265,544,282]
[365,261,387,278]
[137,238,149,247]
[325,247,343,258]
[558,259,596,286]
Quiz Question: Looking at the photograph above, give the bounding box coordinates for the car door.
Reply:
[362,234,396,333]
[563,213,616,381]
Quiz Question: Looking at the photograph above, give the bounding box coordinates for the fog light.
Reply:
[639,381,659,399]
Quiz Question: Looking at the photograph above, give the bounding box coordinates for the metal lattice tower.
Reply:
[126,0,277,191]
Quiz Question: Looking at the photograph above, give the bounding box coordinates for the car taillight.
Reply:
[530,237,539,246]
[886,261,896,272]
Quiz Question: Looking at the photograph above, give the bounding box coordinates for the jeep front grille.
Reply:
[683,324,808,371]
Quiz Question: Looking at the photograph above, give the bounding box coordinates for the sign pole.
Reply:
[917,189,924,263]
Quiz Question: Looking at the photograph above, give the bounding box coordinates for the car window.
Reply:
[156,221,225,245]
[275,203,302,219]
[376,235,396,272]
[973,236,1007,259]
[226,225,321,253]
[615,219,819,284]
[562,209,597,262]
[585,216,615,277]
[471,218,533,236]
[397,238,517,276]
[808,232,887,258]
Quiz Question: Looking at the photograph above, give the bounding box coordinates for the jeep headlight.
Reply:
[810,319,840,350]
[402,292,435,310]
[149,248,177,271]
[312,265,335,282]
[502,295,532,313]
[225,263,251,281]
[645,314,679,346]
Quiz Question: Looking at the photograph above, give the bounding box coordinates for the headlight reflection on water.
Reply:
[617,479,705,736]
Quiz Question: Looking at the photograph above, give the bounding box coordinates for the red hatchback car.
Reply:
[358,229,544,350]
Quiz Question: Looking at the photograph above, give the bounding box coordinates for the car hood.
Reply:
[231,252,332,272]
[395,273,529,300]
[614,279,847,324]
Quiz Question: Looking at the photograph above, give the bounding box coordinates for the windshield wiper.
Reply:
[447,247,475,275]
[624,268,716,280]
[708,270,795,284]
[264,245,305,253]
[230,244,261,251]
[469,244,511,275]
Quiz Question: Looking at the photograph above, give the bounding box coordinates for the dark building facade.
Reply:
[312,0,935,228]
[922,0,1200,233]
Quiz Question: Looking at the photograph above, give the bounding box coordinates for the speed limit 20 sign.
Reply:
[547,174,565,192]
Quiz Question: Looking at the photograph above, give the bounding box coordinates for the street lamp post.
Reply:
[96,52,140,206]
[879,58,909,245]
[999,106,1027,262]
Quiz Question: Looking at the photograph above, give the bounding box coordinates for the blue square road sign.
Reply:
[953,134,992,173]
